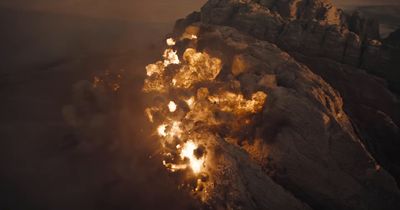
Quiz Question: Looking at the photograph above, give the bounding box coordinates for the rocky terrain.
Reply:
[344,4,400,37]
[163,0,400,209]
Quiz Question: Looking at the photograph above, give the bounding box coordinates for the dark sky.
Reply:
[0,0,207,22]
[0,0,398,22]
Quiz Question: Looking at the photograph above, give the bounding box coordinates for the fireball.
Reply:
[143,36,267,202]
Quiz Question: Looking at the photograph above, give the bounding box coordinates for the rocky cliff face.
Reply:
[198,0,384,65]
[164,0,400,209]
[198,0,400,94]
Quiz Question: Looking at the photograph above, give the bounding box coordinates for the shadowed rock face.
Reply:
[200,0,385,66]
[169,0,400,209]
[385,28,400,48]
[260,0,344,25]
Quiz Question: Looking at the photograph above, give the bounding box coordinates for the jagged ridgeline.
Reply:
[143,0,400,209]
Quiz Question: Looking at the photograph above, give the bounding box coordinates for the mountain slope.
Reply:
[159,0,400,209]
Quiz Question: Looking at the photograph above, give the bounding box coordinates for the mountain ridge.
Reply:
[166,0,400,209]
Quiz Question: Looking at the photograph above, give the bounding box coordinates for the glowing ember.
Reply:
[169,121,182,139]
[163,49,180,67]
[168,101,177,112]
[92,69,124,91]
[166,38,176,46]
[157,124,167,137]
[146,62,164,76]
[185,97,195,108]
[145,108,154,123]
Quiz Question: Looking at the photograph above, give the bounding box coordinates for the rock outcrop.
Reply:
[347,10,380,41]
[199,0,382,66]
[198,0,400,94]
[385,28,400,48]
[176,0,400,185]
[166,0,400,209]
[377,29,400,93]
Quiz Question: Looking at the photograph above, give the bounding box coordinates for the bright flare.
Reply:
[180,140,204,174]
[157,124,167,137]
[168,101,177,112]
[166,38,176,46]
[163,49,180,67]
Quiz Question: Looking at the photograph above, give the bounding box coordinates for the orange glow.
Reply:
[143,35,267,202]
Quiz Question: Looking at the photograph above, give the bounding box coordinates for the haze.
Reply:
[0,0,398,22]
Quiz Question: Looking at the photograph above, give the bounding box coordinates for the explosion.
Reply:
[143,31,267,202]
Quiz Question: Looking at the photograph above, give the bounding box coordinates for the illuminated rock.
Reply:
[142,0,400,209]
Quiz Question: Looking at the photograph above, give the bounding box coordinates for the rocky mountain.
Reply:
[2,1,399,210]
[386,28,400,47]
[159,0,400,209]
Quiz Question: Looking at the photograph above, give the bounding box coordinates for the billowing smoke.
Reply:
[54,66,204,209]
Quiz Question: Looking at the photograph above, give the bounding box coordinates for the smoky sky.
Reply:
[0,0,399,22]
